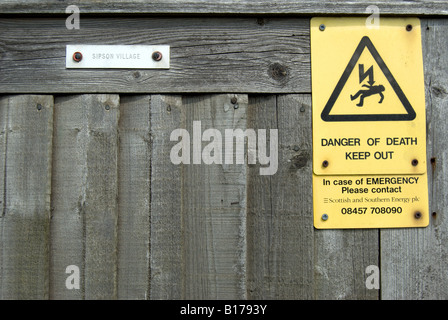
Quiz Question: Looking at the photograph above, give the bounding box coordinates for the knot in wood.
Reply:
[268,63,288,81]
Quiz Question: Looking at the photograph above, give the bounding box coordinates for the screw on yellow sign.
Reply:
[311,17,428,229]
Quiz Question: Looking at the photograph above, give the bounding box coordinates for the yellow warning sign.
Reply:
[311,17,428,229]
[311,17,426,176]
[313,174,429,229]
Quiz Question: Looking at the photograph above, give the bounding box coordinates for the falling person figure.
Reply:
[350,84,385,107]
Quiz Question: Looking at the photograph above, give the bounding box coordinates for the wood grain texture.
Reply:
[50,94,119,299]
[149,95,184,299]
[1,0,447,15]
[0,95,53,299]
[246,95,314,299]
[181,94,248,299]
[246,95,379,299]
[117,95,151,299]
[0,17,309,94]
[0,97,6,299]
[50,95,85,299]
[150,94,248,299]
[380,19,448,300]
[314,229,379,299]
[0,15,446,301]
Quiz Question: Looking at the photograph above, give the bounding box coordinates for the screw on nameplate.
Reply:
[73,52,82,62]
[152,51,163,61]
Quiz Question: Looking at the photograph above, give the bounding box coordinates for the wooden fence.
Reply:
[0,1,448,300]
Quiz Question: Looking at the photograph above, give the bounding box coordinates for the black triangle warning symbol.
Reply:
[321,36,416,122]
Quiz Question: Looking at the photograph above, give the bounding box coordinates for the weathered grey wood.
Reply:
[314,229,379,299]
[149,95,184,299]
[0,95,53,299]
[380,19,448,300]
[1,0,447,15]
[246,95,378,299]
[150,94,248,299]
[0,17,309,94]
[181,94,248,299]
[117,95,151,299]
[0,97,7,299]
[50,94,119,299]
[50,95,84,299]
[0,13,444,302]
[246,95,314,299]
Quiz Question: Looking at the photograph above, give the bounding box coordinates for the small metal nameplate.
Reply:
[66,45,170,69]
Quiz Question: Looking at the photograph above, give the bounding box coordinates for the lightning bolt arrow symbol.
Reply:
[359,64,375,86]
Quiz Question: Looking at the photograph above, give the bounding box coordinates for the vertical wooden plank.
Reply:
[381,19,448,300]
[117,95,151,299]
[182,94,248,299]
[0,96,6,299]
[149,95,184,299]
[0,95,53,299]
[50,94,119,299]
[50,95,87,299]
[247,94,314,299]
[83,94,120,299]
